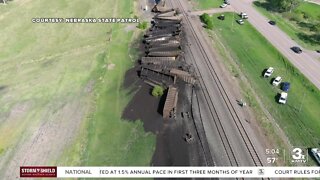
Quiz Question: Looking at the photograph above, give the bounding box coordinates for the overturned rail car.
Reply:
[153,23,182,29]
[152,19,182,25]
[152,20,181,27]
[145,37,180,44]
[146,42,180,50]
[144,33,174,41]
[144,36,173,43]
[152,5,174,13]
[140,67,175,86]
[163,86,178,119]
[147,50,182,57]
[146,28,181,37]
[141,57,176,64]
[170,69,196,85]
[148,25,181,32]
[145,31,180,38]
[141,62,187,72]
[147,39,180,46]
[155,10,176,17]
[155,15,183,21]
[147,46,181,53]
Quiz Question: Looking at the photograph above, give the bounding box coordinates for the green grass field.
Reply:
[297,2,320,19]
[0,0,155,174]
[210,13,320,149]
[254,1,320,50]
[192,0,223,10]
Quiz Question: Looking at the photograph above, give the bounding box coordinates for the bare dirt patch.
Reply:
[107,63,115,70]
[125,24,136,32]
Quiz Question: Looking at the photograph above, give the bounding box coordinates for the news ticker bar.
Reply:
[20,166,320,178]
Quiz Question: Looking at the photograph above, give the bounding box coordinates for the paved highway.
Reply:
[230,0,320,90]
[307,0,320,5]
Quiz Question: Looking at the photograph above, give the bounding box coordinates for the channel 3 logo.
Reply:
[291,147,308,164]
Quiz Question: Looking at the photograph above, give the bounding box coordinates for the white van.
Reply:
[311,148,320,165]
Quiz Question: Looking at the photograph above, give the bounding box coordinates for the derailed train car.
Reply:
[152,5,174,13]
[154,14,183,21]
[147,50,182,57]
[155,10,176,17]
[146,46,181,53]
[145,42,181,50]
[144,36,180,44]
[147,39,180,47]
[140,5,198,119]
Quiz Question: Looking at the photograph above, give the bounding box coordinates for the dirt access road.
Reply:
[230,0,320,90]
[307,0,320,5]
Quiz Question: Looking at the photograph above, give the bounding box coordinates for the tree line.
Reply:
[267,0,302,12]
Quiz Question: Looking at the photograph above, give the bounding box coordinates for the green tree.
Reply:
[267,0,301,12]
[311,23,320,32]
[200,13,213,29]
[200,13,210,23]
[281,0,301,12]
[151,85,164,97]
[206,20,213,29]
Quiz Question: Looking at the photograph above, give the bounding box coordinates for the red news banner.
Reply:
[20,166,57,178]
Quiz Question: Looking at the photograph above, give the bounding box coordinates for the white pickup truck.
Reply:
[240,12,248,19]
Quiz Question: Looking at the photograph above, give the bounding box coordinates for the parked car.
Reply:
[310,148,320,165]
[272,76,282,86]
[264,67,274,77]
[291,46,302,54]
[220,3,227,8]
[278,92,288,104]
[281,82,291,92]
[224,0,230,5]
[268,20,276,25]
[236,19,244,25]
[240,12,248,19]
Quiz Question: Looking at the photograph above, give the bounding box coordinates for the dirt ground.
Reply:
[122,67,164,134]
[122,67,188,166]
[122,64,207,167]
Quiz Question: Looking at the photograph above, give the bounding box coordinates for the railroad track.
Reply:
[167,0,264,167]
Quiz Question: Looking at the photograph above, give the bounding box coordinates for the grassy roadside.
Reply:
[192,0,223,10]
[253,1,320,50]
[209,13,320,163]
[207,29,290,165]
